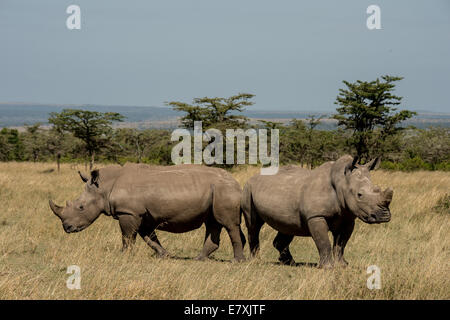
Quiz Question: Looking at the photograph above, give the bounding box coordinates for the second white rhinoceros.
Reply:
[241,155,393,268]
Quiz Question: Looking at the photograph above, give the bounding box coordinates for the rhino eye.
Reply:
[357,192,363,199]
[78,205,84,211]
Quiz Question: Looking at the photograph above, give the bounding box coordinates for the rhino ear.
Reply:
[351,156,359,167]
[78,171,89,183]
[367,157,381,171]
[90,169,100,187]
[345,156,359,175]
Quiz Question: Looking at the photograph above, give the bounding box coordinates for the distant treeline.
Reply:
[0,117,449,172]
[1,104,450,130]
[1,76,449,171]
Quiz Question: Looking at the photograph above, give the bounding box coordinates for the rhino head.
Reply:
[49,170,106,233]
[343,156,393,224]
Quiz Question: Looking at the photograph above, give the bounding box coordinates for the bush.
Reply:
[381,157,439,171]
[434,161,450,171]
[400,157,433,171]
[380,161,400,171]
[381,157,433,171]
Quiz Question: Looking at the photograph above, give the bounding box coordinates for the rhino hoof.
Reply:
[335,259,349,267]
[318,262,334,270]
[279,256,295,266]
[194,255,207,261]
[157,251,170,259]
[233,256,246,263]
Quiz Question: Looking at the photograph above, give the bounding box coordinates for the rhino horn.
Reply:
[78,171,89,183]
[49,200,64,217]
[345,156,360,174]
[367,157,381,171]
[383,188,394,205]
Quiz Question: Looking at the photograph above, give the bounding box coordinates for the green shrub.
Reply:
[381,157,432,171]
[400,157,433,171]
[434,161,450,171]
[380,157,450,172]
[380,161,400,171]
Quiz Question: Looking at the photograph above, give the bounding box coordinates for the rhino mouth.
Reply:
[63,224,87,233]
[366,210,391,224]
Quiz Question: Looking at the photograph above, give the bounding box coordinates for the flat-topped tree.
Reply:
[166,93,254,129]
[333,75,416,161]
[258,120,284,130]
[48,109,124,169]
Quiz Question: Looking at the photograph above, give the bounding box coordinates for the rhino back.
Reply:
[108,167,232,231]
[122,163,240,189]
[248,169,309,235]
[249,164,341,235]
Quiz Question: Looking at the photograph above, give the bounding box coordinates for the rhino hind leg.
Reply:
[273,232,295,265]
[138,226,169,258]
[224,225,246,262]
[211,185,246,262]
[195,217,222,261]
[135,214,169,257]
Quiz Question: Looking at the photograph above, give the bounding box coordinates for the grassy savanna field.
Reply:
[0,162,448,299]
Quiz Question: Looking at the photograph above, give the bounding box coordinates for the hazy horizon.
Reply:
[1,1,449,112]
[0,101,449,115]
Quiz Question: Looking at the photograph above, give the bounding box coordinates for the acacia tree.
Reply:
[281,119,308,166]
[45,126,66,172]
[333,75,416,161]
[48,109,124,169]
[258,120,283,130]
[280,116,337,168]
[166,93,254,129]
[22,123,44,162]
[166,93,255,168]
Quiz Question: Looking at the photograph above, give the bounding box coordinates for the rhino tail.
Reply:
[211,183,247,249]
[241,182,264,256]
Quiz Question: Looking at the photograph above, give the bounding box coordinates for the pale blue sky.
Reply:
[1,0,449,112]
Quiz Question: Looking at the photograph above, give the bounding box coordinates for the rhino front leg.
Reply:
[118,214,141,251]
[332,219,355,266]
[307,217,333,269]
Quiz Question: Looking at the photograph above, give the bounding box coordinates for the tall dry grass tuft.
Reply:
[0,162,448,299]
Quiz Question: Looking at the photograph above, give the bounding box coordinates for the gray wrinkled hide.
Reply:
[241,155,393,268]
[50,163,246,261]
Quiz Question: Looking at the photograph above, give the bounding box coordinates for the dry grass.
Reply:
[0,162,449,299]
